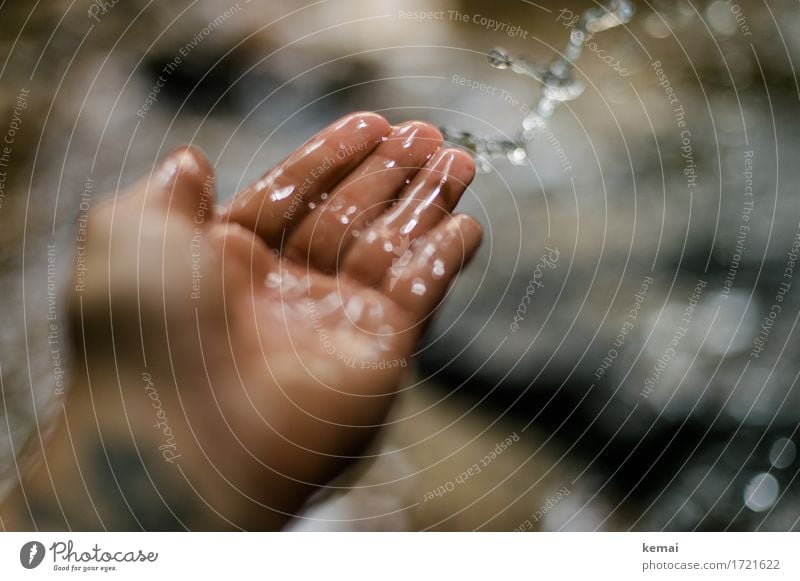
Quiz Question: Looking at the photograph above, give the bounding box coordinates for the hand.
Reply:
[1,113,482,530]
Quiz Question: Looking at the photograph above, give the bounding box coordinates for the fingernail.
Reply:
[157,148,203,186]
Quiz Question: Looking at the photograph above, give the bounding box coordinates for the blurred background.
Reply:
[2,0,800,530]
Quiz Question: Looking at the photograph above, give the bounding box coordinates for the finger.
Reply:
[81,147,218,324]
[224,112,391,246]
[284,121,443,272]
[381,214,482,321]
[341,148,475,286]
[127,146,216,224]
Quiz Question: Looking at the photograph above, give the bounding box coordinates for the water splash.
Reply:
[443,0,635,172]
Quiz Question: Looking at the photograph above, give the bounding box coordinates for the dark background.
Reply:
[1,0,799,530]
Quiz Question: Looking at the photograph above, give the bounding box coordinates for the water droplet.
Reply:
[421,243,436,260]
[508,148,527,165]
[303,140,324,156]
[549,59,569,78]
[402,130,419,149]
[706,0,738,36]
[488,48,512,69]
[352,230,361,238]
[307,202,316,210]
[643,13,671,39]
[476,156,493,174]
[269,184,295,202]
[613,0,636,23]
[411,278,427,296]
[432,259,445,279]
[320,192,329,200]
[400,219,418,235]
[770,438,796,469]
[345,296,365,321]
[338,215,350,225]
[743,473,779,512]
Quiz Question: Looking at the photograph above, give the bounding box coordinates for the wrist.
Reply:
[1,371,223,531]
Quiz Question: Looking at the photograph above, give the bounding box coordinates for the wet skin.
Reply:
[0,113,482,530]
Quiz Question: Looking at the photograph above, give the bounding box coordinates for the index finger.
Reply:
[224,112,391,246]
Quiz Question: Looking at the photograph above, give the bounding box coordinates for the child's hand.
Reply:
[2,113,481,530]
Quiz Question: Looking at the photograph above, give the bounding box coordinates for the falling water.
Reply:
[442,0,636,172]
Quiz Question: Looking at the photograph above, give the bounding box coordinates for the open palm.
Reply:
[68,113,481,529]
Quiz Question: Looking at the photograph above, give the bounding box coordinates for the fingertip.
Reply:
[452,213,484,250]
[445,148,476,187]
[434,214,483,273]
[391,121,443,151]
[420,147,476,194]
[161,146,214,187]
[333,111,391,139]
[156,146,216,218]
